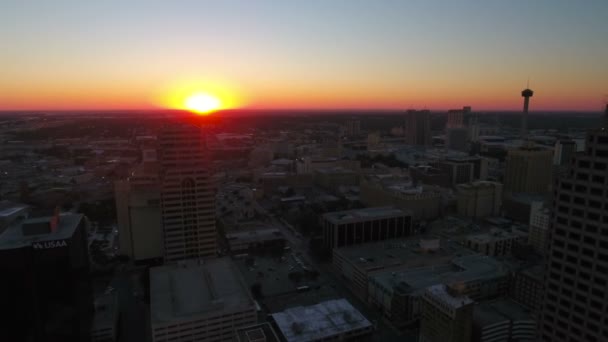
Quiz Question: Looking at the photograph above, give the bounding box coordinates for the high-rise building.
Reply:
[0,212,92,342]
[345,118,361,137]
[115,151,163,262]
[419,284,474,342]
[539,113,608,341]
[553,139,577,166]
[157,124,216,262]
[447,108,464,129]
[446,127,469,152]
[528,204,550,255]
[405,109,431,146]
[503,143,553,195]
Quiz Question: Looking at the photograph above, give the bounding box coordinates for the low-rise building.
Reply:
[333,237,475,300]
[472,299,536,342]
[465,227,528,257]
[509,264,543,314]
[226,228,285,254]
[456,181,503,218]
[270,299,373,342]
[150,258,257,342]
[419,284,474,342]
[322,207,412,250]
[367,255,509,327]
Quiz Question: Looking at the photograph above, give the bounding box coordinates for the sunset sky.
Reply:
[1,0,607,111]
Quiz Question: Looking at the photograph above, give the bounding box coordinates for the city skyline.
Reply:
[2,0,608,112]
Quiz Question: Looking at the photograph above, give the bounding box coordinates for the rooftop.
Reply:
[372,255,508,296]
[323,206,410,225]
[271,299,372,342]
[466,227,528,244]
[235,323,281,342]
[474,299,533,327]
[334,237,475,272]
[91,293,118,334]
[226,228,284,245]
[425,284,473,309]
[150,257,253,324]
[0,213,84,250]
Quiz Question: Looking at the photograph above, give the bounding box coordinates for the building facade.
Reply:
[539,119,608,341]
[503,144,553,195]
[321,207,412,250]
[405,110,431,146]
[419,284,474,342]
[158,124,216,262]
[456,181,503,218]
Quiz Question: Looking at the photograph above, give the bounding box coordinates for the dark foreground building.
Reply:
[0,212,92,342]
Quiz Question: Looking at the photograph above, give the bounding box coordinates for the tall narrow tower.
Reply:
[521,87,534,139]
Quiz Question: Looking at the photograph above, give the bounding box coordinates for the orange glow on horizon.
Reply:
[156,79,244,114]
[184,93,222,114]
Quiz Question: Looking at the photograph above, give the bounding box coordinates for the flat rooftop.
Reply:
[323,206,410,225]
[271,299,372,342]
[0,213,84,250]
[466,227,527,244]
[426,284,473,309]
[235,323,281,342]
[226,228,284,245]
[334,237,475,272]
[150,257,253,324]
[474,299,534,327]
[371,255,508,296]
[91,293,118,333]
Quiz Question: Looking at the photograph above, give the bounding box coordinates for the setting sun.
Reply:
[184,93,222,114]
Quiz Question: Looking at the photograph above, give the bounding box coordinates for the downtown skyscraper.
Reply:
[158,124,216,262]
[539,107,608,341]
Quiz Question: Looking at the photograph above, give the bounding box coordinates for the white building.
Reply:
[271,299,373,342]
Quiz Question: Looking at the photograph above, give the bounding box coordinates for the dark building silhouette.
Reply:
[521,87,533,139]
[405,109,431,146]
[0,212,92,342]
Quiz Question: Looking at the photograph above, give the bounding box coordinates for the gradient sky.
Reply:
[1,0,607,111]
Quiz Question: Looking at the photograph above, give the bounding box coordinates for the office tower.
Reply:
[115,149,163,262]
[0,212,92,342]
[553,139,577,166]
[419,284,474,342]
[405,109,431,146]
[456,181,503,218]
[321,207,412,250]
[345,118,361,137]
[528,204,550,255]
[503,144,553,195]
[539,112,608,341]
[521,87,533,139]
[447,107,468,129]
[158,124,216,262]
[150,258,256,342]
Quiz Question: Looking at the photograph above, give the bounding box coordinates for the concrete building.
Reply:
[509,264,543,315]
[435,158,475,185]
[332,237,475,301]
[367,255,509,327]
[234,323,280,342]
[405,110,431,146]
[465,227,528,257]
[503,143,553,195]
[419,284,474,342]
[456,181,503,218]
[446,108,465,129]
[150,258,256,342]
[270,299,373,342]
[158,124,216,262]
[321,207,412,250]
[115,160,164,262]
[553,139,577,166]
[91,293,119,342]
[472,299,536,342]
[0,212,92,342]
[528,205,550,255]
[539,113,608,342]
[360,174,441,220]
[313,167,359,192]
